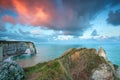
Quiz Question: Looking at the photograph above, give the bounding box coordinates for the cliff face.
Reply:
[0,41,36,61]
[24,48,120,80]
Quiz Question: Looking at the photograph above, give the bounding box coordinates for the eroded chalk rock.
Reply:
[0,40,36,61]
[91,63,114,80]
[98,47,107,59]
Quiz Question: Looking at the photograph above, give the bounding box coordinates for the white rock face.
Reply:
[91,64,114,80]
[25,48,31,54]
[98,47,107,59]
[0,41,36,60]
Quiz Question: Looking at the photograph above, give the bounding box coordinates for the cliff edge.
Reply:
[24,47,120,80]
[0,40,36,61]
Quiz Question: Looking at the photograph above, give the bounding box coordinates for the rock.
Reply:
[0,60,24,80]
[98,47,107,59]
[24,48,120,80]
[91,63,114,80]
[0,41,36,60]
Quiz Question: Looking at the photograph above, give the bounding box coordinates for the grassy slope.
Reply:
[23,48,116,80]
[24,60,68,80]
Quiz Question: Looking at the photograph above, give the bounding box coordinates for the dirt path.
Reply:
[27,72,40,80]
[58,60,72,80]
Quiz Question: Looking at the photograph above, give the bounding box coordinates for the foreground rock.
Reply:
[0,60,25,80]
[24,48,120,80]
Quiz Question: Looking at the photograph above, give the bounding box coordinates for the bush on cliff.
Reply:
[0,60,25,80]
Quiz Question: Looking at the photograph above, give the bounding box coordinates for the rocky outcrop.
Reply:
[0,60,24,80]
[24,48,120,80]
[98,47,107,59]
[91,63,115,80]
[0,40,36,61]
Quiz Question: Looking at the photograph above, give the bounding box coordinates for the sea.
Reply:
[14,43,120,69]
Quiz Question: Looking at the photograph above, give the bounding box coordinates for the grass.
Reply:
[60,48,107,80]
[23,48,119,80]
[24,62,47,77]
[23,60,68,80]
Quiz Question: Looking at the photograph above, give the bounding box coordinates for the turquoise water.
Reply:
[15,43,120,67]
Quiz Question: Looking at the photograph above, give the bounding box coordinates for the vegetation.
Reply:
[0,61,24,80]
[23,48,119,80]
[24,60,70,80]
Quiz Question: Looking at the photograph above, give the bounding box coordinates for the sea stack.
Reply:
[98,47,107,59]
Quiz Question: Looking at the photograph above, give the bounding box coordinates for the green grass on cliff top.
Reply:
[23,48,107,80]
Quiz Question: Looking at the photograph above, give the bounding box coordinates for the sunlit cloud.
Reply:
[2,15,16,24]
[0,0,120,42]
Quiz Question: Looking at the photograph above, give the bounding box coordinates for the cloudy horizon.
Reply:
[0,0,120,43]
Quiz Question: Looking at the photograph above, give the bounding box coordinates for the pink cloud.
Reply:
[0,0,74,28]
[2,15,16,24]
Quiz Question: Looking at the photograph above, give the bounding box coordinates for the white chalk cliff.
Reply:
[0,41,36,61]
[98,47,107,59]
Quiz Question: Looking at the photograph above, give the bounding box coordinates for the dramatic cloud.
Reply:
[30,29,41,35]
[100,36,120,42]
[0,0,120,36]
[108,36,120,41]
[0,0,54,25]
[110,0,120,6]
[107,9,120,26]
[2,15,16,24]
[0,25,6,32]
[91,30,99,36]
[0,29,48,42]
[18,29,30,35]
[0,21,7,32]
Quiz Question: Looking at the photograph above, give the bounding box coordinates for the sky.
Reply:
[0,0,120,43]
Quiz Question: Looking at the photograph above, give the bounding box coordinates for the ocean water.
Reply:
[14,43,120,68]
